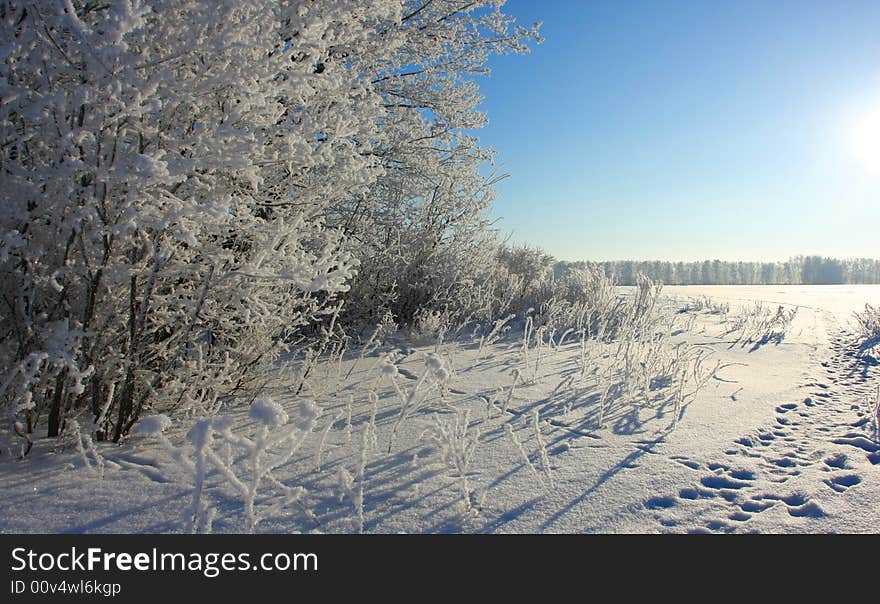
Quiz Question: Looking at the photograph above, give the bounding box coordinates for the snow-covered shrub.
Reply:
[535,267,661,342]
[410,308,452,345]
[336,3,542,327]
[0,1,394,440]
[0,0,542,444]
[533,266,614,337]
[495,244,557,308]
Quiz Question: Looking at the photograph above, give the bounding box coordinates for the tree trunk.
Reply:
[47,369,67,438]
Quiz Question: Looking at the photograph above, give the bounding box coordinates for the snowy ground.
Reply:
[664,284,880,325]
[1,285,878,534]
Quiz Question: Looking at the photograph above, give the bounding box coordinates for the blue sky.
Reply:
[476,0,880,261]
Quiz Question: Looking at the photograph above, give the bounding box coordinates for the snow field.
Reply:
[1,286,878,533]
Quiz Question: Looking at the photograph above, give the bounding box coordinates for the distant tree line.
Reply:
[557,256,880,286]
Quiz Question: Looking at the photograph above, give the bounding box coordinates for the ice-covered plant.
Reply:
[478,313,516,356]
[500,369,521,416]
[854,304,880,351]
[531,409,553,488]
[504,422,547,491]
[521,314,534,378]
[424,408,482,513]
[386,353,449,453]
[66,418,105,479]
[137,398,318,533]
[682,296,730,315]
[726,302,797,346]
[344,324,383,382]
[868,384,880,446]
[314,412,341,472]
[355,422,370,533]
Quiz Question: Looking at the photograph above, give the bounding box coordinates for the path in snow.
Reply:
[643,311,879,533]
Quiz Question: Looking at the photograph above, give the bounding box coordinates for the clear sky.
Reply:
[476,0,880,261]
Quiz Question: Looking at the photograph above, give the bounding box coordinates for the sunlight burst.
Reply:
[849,107,880,174]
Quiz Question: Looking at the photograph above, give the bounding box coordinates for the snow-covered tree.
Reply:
[332,0,542,326]
[0,1,541,442]
[0,1,403,440]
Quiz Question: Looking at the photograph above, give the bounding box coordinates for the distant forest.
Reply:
[558,256,880,286]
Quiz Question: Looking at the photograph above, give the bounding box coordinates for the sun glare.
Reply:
[849,106,880,174]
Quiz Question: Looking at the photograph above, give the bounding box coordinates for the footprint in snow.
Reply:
[735,436,756,448]
[768,457,798,468]
[728,469,756,480]
[672,458,701,470]
[679,486,717,500]
[832,434,880,453]
[823,473,861,493]
[780,493,826,518]
[644,495,677,510]
[787,501,826,518]
[700,474,751,490]
[704,519,735,533]
[823,453,851,470]
[740,498,775,513]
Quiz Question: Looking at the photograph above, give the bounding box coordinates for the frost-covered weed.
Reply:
[504,422,547,491]
[501,369,521,415]
[314,413,341,473]
[478,314,516,355]
[726,302,798,346]
[532,410,553,488]
[355,423,370,534]
[386,354,450,454]
[137,398,319,533]
[66,419,105,479]
[868,384,880,446]
[411,309,452,347]
[681,296,730,315]
[423,409,482,514]
[345,395,355,444]
[344,325,384,382]
[854,304,880,351]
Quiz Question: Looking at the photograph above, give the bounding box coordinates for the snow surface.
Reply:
[664,284,880,325]
[1,286,878,534]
